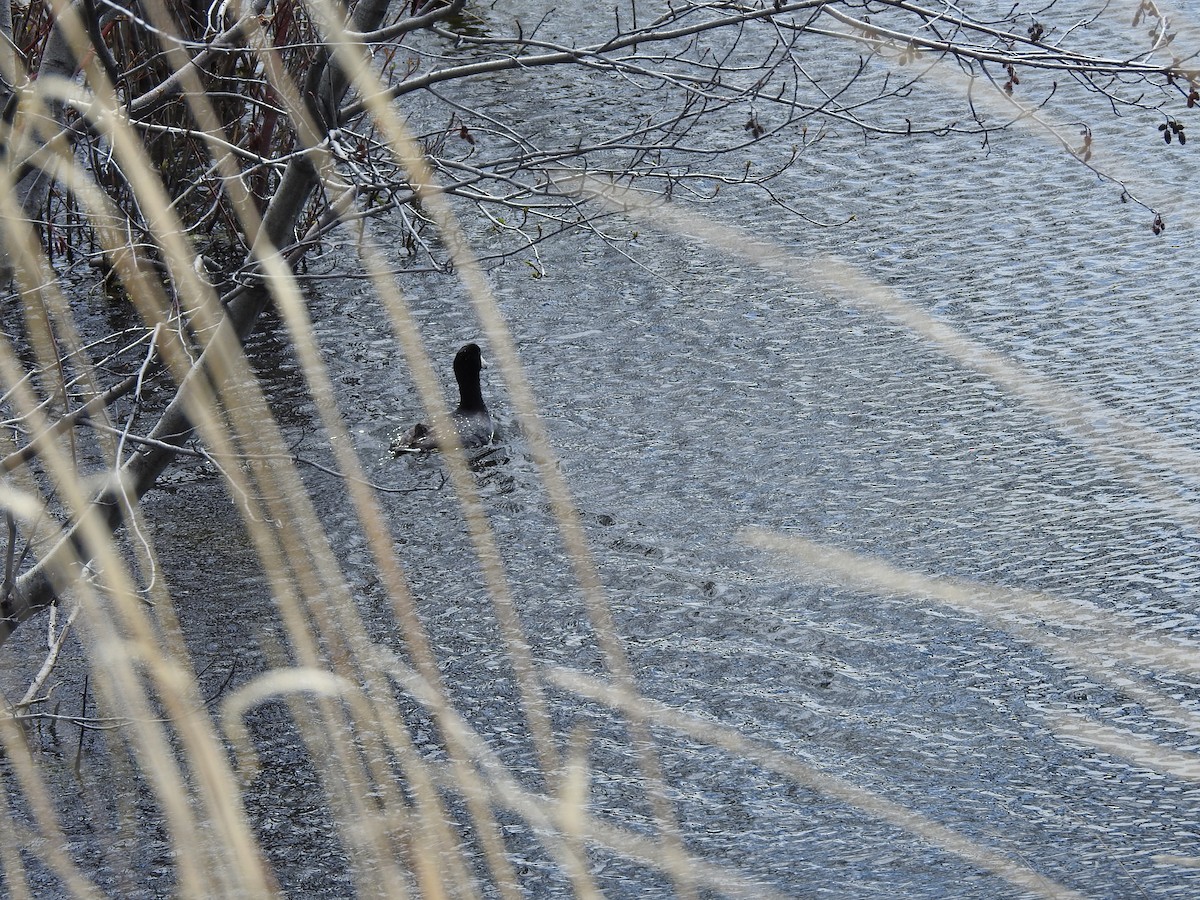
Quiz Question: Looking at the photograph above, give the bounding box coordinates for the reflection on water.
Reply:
[326,95,1198,893]
[284,119,1200,892]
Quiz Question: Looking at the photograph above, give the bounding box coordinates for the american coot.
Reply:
[392,343,495,453]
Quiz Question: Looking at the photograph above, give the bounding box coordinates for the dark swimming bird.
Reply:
[392,343,495,453]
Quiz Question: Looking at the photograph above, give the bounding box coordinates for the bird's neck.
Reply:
[457,382,485,412]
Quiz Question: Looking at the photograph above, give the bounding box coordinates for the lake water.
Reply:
[5,2,1200,897]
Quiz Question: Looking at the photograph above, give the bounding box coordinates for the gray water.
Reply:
[331,4,1200,892]
[303,105,1200,900]
[5,1,1200,897]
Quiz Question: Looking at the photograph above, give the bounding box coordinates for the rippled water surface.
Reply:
[303,115,1200,899]
[6,3,1200,898]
